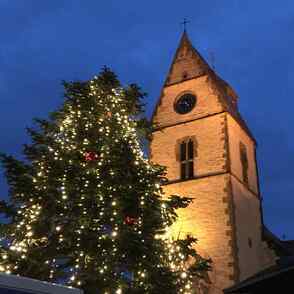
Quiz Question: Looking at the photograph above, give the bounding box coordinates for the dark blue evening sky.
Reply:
[0,1,293,239]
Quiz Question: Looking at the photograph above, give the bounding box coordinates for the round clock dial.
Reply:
[174,93,196,114]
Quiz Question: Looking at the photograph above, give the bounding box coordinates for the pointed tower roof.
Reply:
[153,31,256,143]
[164,31,211,86]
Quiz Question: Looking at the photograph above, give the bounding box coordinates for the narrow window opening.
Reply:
[188,139,193,159]
[180,142,187,161]
[188,161,194,178]
[248,238,252,248]
[240,142,249,185]
[180,139,194,180]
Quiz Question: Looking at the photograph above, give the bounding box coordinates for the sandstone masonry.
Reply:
[150,32,277,294]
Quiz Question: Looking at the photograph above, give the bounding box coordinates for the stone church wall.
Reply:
[162,175,236,294]
[230,176,264,280]
[151,113,227,180]
[150,112,240,293]
[226,114,258,195]
[226,114,277,280]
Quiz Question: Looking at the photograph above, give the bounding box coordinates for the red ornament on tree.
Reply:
[106,111,112,118]
[124,216,137,226]
[85,151,98,162]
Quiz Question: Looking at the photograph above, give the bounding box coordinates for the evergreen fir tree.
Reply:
[0,68,210,294]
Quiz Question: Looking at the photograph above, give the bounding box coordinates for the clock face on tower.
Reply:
[174,93,197,114]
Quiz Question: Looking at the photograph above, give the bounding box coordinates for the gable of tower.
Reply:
[152,32,256,144]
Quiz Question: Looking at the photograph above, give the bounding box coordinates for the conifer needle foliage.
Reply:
[0,68,211,294]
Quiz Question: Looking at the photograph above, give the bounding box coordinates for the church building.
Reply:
[149,31,292,293]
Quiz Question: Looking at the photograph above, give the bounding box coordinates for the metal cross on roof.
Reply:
[181,18,190,31]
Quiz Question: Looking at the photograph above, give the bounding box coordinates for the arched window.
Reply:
[240,142,249,185]
[180,139,194,180]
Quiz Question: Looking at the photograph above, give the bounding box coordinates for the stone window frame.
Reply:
[239,142,249,185]
[176,136,198,180]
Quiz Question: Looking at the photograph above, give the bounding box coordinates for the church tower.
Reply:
[150,32,276,293]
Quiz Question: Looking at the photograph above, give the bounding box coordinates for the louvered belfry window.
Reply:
[180,139,194,180]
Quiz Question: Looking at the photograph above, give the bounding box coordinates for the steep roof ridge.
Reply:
[207,71,257,143]
[164,31,211,86]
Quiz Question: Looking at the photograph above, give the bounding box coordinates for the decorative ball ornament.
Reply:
[84,152,98,162]
[106,111,112,118]
[124,216,137,226]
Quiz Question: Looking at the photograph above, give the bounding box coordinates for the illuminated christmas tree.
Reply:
[0,68,210,293]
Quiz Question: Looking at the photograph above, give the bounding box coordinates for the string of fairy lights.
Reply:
[0,76,195,293]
